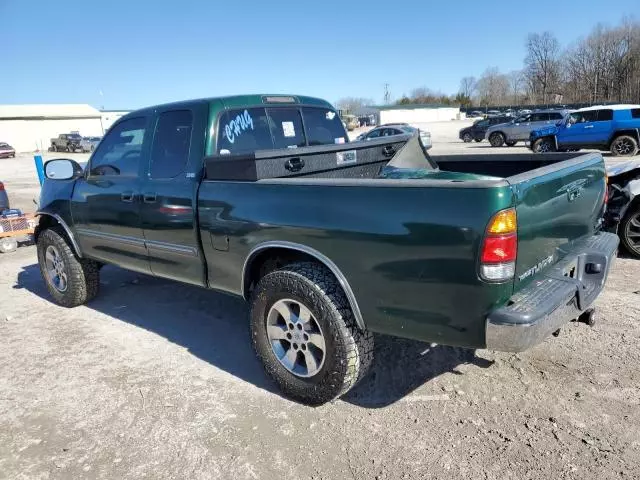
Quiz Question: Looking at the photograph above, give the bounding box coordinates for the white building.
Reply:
[101,110,130,131]
[376,104,461,124]
[0,104,104,153]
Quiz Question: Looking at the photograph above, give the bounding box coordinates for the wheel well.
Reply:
[34,214,58,242]
[243,247,320,298]
[609,130,640,147]
[242,245,366,330]
[34,214,82,257]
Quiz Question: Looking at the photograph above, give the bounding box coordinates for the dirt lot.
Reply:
[1,124,639,479]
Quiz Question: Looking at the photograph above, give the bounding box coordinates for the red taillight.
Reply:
[481,234,517,263]
[480,208,517,281]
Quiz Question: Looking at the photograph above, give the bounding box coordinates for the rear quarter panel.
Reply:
[198,179,515,348]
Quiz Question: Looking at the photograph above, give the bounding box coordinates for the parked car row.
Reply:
[49,133,102,153]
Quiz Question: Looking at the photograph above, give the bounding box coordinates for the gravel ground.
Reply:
[1,122,639,479]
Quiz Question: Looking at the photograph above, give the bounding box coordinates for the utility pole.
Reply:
[383,83,390,104]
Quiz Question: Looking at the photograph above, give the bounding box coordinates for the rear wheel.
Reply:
[250,261,373,405]
[37,228,100,307]
[462,133,473,143]
[489,132,505,147]
[619,204,640,258]
[532,137,556,153]
[610,135,638,157]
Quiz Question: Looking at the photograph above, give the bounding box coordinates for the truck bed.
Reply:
[198,135,607,348]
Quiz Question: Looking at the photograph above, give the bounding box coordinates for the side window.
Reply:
[301,107,347,146]
[476,120,489,128]
[631,109,640,119]
[597,109,613,121]
[569,111,598,124]
[150,110,193,179]
[267,108,306,149]
[549,112,564,121]
[366,128,382,139]
[90,117,147,177]
[531,113,548,122]
[217,107,274,154]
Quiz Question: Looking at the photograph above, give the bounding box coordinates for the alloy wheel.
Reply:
[624,212,640,255]
[266,299,326,378]
[44,245,68,292]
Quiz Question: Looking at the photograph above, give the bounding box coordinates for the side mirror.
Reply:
[44,158,83,180]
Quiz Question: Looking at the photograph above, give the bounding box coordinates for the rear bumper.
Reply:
[485,232,618,352]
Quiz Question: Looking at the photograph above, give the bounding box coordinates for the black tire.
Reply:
[68,145,74,153]
[474,138,482,142]
[37,228,100,307]
[532,137,556,153]
[250,261,374,405]
[619,204,640,259]
[0,237,18,253]
[10,153,15,158]
[489,132,505,147]
[462,133,473,143]
[610,135,639,157]
[505,140,517,147]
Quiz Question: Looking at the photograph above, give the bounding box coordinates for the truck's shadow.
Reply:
[15,263,493,408]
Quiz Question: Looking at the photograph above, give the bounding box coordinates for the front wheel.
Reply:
[37,228,100,307]
[250,262,373,405]
[610,135,639,157]
[532,137,556,153]
[462,133,473,143]
[489,132,505,147]
[619,204,640,258]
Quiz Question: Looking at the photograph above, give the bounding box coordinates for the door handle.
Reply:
[382,145,396,157]
[284,157,304,173]
[121,191,134,203]
[143,192,157,203]
[584,125,594,129]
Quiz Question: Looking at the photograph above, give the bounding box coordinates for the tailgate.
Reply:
[508,153,607,286]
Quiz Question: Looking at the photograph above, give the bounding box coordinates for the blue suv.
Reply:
[529,105,640,156]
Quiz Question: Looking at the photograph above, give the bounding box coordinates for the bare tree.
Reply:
[475,67,510,106]
[335,97,374,114]
[508,70,525,105]
[459,76,477,99]
[525,32,561,103]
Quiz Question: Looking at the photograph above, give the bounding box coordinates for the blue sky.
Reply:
[1,0,637,109]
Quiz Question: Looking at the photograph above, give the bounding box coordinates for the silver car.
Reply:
[80,136,102,153]
[485,110,567,147]
[356,123,432,150]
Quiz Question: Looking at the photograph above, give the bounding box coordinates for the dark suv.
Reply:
[459,116,511,143]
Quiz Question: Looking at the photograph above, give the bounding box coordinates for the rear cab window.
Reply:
[216,105,346,154]
[301,107,346,145]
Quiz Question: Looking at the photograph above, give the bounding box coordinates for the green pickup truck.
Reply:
[36,94,618,405]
